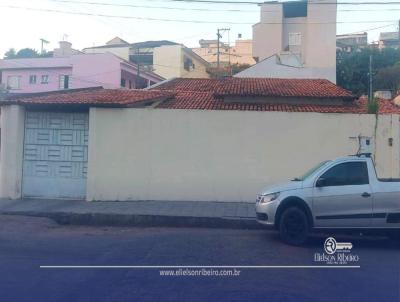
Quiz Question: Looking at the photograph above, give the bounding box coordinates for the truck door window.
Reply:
[318,162,369,187]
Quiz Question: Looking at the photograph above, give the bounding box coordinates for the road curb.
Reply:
[0,211,266,230]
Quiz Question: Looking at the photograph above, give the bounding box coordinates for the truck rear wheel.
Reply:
[279,207,309,246]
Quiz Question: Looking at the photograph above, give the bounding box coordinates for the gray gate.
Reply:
[22,111,89,199]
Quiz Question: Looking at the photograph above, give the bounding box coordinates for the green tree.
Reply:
[337,48,400,96]
[374,65,400,92]
[4,47,54,59]
[4,48,16,59]
[15,48,40,58]
[231,63,251,75]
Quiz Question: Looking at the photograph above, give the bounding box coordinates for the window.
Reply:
[317,162,369,187]
[7,76,21,90]
[295,161,330,181]
[184,56,194,71]
[289,33,302,46]
[41,75,49,84]
[283,1,307,18]
[121,78,126,87]
[29,75,37,84]
[59,75,69,89]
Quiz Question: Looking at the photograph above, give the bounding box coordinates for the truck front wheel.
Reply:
[279,207,309,246]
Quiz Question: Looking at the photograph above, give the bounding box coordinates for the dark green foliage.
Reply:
[367,98,379,114]
[3,48,52,59]
[337,48,400,96]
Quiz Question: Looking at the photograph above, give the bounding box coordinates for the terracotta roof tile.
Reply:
[214,78,353,99]
[356,97,400,114]
[4,79,400,114]
[155,77,354,99]
[154,79,400,114]
[3,87,174,107]
[156,91,365,113]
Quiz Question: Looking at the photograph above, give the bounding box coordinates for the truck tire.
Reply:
[279,207,309,246]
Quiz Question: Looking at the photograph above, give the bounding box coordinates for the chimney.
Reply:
[59,41,72,50]
[53,41,74,57]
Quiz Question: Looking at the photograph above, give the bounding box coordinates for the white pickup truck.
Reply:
[256,154,400,245]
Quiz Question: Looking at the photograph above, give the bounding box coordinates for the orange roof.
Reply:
[4,79,400,114]
[4,87,174,107]
[155,78,354,99]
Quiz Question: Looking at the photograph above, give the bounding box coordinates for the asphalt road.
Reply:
[0,215,399,302]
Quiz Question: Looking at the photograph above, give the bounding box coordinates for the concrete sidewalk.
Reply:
[0,199,263,229]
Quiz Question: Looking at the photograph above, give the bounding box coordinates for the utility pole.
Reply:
[40,38,49,54]
[369,55,373,102]
[136,47,140,89]
[217,29,221,71]
[216,28,230,76]
[228,30,232,76]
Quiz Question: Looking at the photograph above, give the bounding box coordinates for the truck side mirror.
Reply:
[316,178,326,187]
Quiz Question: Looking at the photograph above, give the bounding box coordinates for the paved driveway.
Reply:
[0,215,399,302]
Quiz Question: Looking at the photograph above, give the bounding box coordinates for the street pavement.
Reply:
[0,215,399,302]
[0,198,258,229]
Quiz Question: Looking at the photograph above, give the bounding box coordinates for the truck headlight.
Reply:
[259,192,280,203]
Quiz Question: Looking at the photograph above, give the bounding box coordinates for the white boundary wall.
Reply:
[87,108,400,202]
[0,105,25,199]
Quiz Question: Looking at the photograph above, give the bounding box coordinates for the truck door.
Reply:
[312,161,373,228]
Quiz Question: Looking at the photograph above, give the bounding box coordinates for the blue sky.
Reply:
[0,0,398,56]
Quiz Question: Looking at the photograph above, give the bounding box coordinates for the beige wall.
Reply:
[253,3,283,61]
[153,45,182,79]
[251,0,337,82]
[153,45,209,79]
[235,54,337,83]
[192,40,256,66]
[87,108,399,202]
[0,105,25,199]
[83,46,130,61]
[306,0,337,70]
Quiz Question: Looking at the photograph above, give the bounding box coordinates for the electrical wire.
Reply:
[1,4,398,25]
[28,0,400,13]
[122,0,400,5]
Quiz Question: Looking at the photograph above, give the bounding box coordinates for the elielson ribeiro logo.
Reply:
[315,237,359,265]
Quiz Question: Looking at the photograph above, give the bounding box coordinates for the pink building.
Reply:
[0,52,164,94]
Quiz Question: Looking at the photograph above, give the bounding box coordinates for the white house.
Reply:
[236,0,337,83]
[1,78,399,202]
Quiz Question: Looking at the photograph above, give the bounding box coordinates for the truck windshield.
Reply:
[293,161,331,181]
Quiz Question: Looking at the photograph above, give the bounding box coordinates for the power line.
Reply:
[41,0,255,12]
[1,5,398,25]
[28,0,400,13]
[122,0,400,5]
[339,23,397,36]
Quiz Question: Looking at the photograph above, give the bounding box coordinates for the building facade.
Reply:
[192,39,256,66]
[83,38,210,79]
[240,0,337,83]
[336,33,368,53]
[379,32,400,49]
[0,51,163,93]
[1,78,399,202]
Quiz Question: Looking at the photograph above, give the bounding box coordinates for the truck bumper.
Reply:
[255,200,279,226]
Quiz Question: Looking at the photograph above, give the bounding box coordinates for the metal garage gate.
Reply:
[22,111,89,199]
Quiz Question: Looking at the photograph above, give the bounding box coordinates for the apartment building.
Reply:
[84,38,210,79]
[192,39,256,66]
[236,0,337,83]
